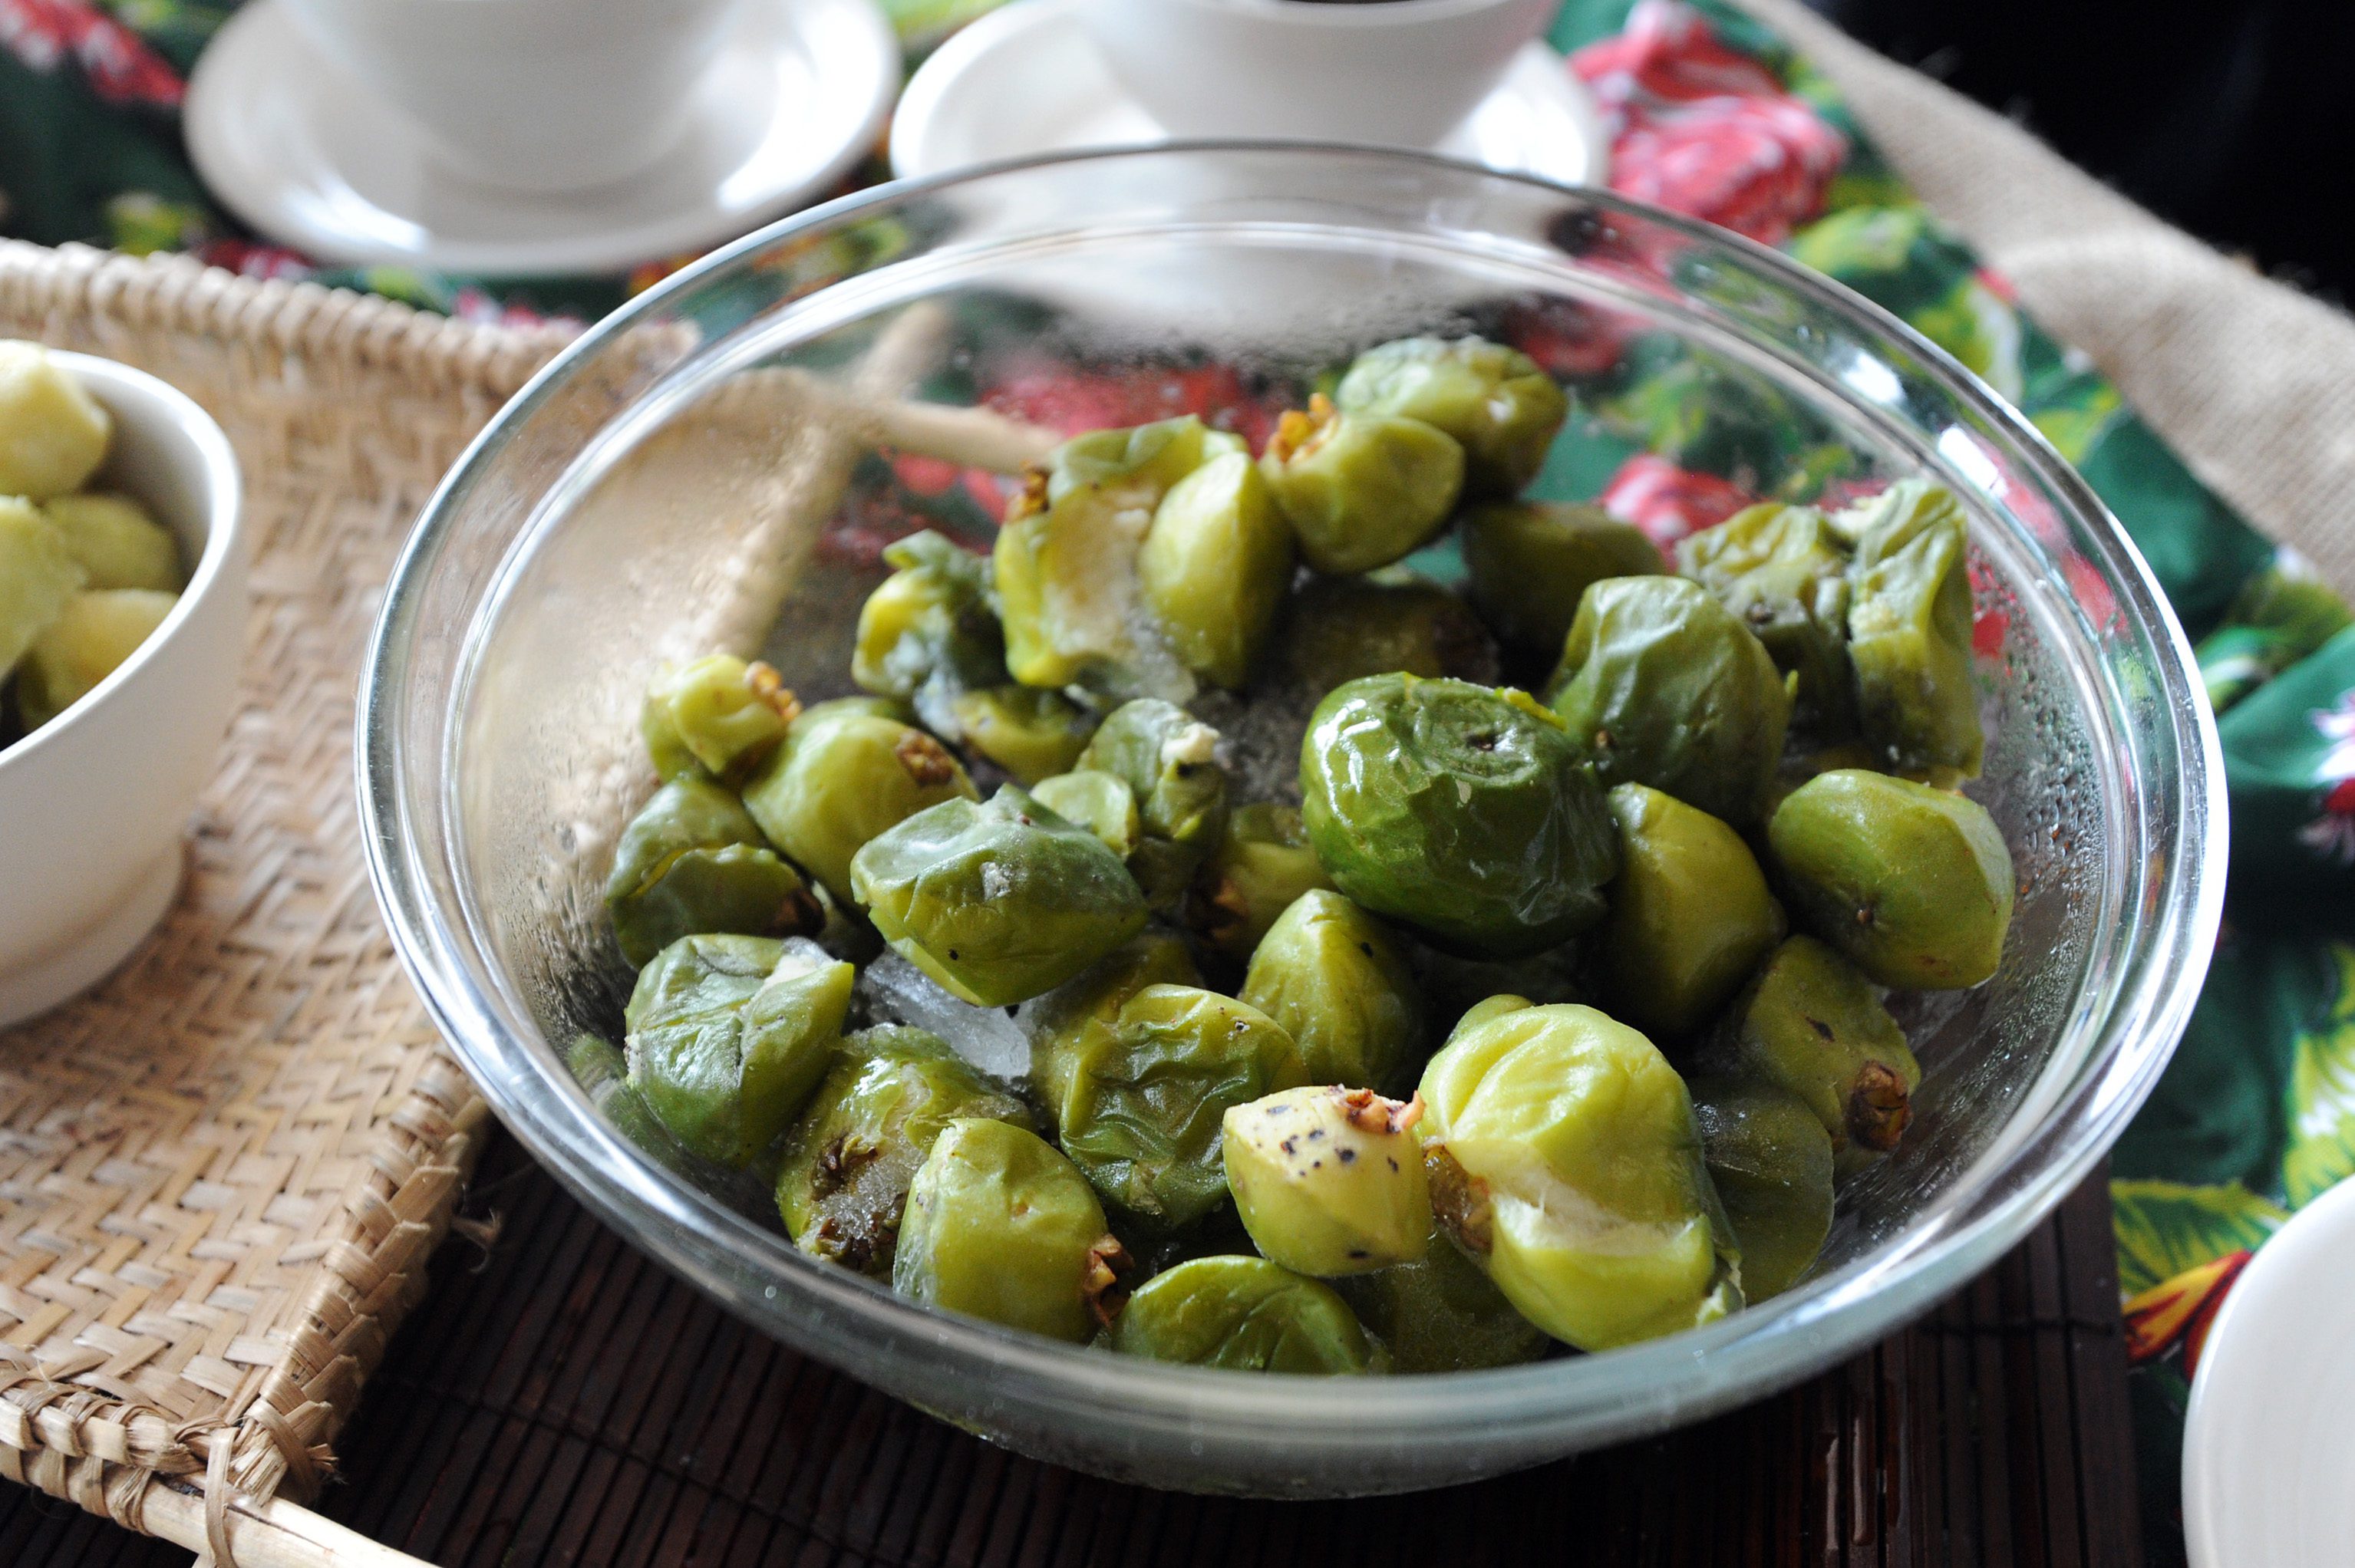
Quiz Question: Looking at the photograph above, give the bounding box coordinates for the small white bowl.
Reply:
[0,352,246,1027]
[1077,0,1560,150]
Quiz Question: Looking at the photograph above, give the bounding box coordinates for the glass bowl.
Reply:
[359,146,2223,1497]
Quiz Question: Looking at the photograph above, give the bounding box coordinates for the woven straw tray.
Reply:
[0,239,571,1566]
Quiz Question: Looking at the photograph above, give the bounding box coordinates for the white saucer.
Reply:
[2184,1175,2355,1567]
[891,0,1606,187]
[186,0,899,276]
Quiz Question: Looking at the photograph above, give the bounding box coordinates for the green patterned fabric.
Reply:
[7,0,2353,1556]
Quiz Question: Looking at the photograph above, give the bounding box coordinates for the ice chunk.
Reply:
[855,951,1034,1081]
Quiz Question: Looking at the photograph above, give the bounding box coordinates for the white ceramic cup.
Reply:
[0,354,246,1029]
[1078,0,1558,149]
[277,0,751,193]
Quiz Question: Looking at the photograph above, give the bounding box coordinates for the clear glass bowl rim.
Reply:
[359,143,2227,1463]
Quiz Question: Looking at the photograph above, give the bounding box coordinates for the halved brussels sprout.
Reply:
[1300,674,1618,957]
[1767,769,2014,989]
[16,588,174,728]
[849,786,1149,1007]
[1460,499,1664,657]
[1838,480,1984,776]
[1595,783,1784,1039]
[1259,394,1464,575]
[1677,501,1855,736]
[1417,1002,1740,1350]
[1224,1085,1431,1276]
[1074,698,1229,909]
[0,340,111,500]
[1687,1077,1835,1302]
[1110,1255,1380,1373]
[1031,982,1305,1233]
[741,706,977,901]
[1182,802,1334,964]
[42,492,181,593]
[1700,935,1921,1165]
[892,1118,1127,1343]
[1334,335,1569,498]
[775,1025,1032,1277]
[641,654,801,784]
[1239,889,1422,1089]
[604,776,823,967]
[1138,451,1292,689]
[995,417,1232,698]
[1545,575,1792,825]
[622,934,854,1168]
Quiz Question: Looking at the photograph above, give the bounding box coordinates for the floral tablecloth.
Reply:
[7,0,2354,1557]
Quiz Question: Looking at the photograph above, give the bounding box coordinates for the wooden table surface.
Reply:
[0,1134,2142,1567]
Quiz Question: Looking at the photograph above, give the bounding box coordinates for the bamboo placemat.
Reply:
[0,240,570,1564]
[0,1137,2145,1566]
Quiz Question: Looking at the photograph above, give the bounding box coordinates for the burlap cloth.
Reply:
[1744,0,2355,599]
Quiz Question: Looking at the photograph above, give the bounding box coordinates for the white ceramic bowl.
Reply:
[0,352,245,1027]
[1077,0,1559,148]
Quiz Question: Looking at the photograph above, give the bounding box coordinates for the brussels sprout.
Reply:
[1417,1003,1740,1350]
[1031,983,1306,1233]
[1688,1077,1835,1302]
[1460,500,1664,657]
[1075,698,1229,909]
[1223,1085,1431,1276]
[775,1025,1032,1276]
[1334,335,1570,498]
[948,684,1098,785]
[566,1031,699,1179]
[1332,1226,1551,1372]
[0,496,84,678]
[849,786,1149,1007]
[1596,784,1784,1039]
[995,418,1230,698]
[1299,675,1618,957]
[1259,394,1465,575]
[1182,802,1335,964]
[1701,935,1921,1164]
[1839,481,1984,776]
[1767,769,2014,989]
[852,529,1008,735]
[1677,502,1855,736]
[1277,570,1500,696]
[622,934,855,1168]
[0,340,111,500]
[1044,415,1244,506]
[1029,768,1140,859]
[15,588,174,729]
[42,492,181,593]
[742,707,977,901]
[604,777,823,967]
[641,654,802,784]
[1239,890,1422,1089]
[1138,451,1293,688]
[1110,1255,1380,1373]
[1544,575,1792,824]
[892,1118,1129,1343]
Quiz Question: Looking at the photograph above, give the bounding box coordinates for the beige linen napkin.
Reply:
[1738,0,2355,597]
